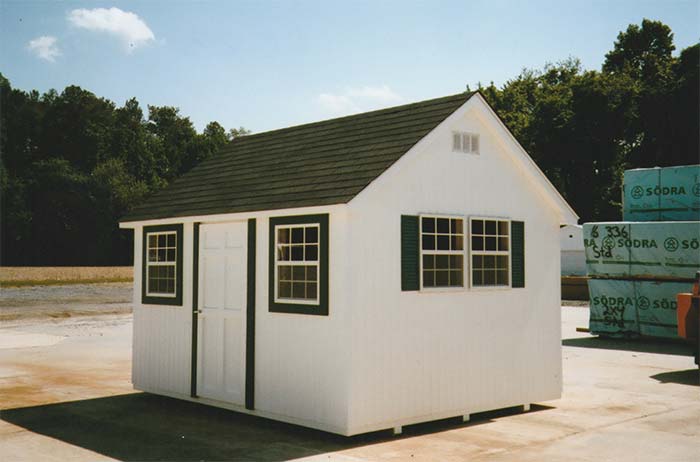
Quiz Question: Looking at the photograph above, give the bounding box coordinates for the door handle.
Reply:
[194,310,203,314]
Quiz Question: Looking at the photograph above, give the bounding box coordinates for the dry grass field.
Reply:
[0,267,133,287]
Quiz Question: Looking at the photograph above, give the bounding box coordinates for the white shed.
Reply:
[560,224,586,276]
[119,92,578,436]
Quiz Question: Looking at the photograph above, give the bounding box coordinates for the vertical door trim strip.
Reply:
[190,222,200,397]
[245,218,257,410]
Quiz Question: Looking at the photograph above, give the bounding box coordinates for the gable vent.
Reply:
[452,131,479,155]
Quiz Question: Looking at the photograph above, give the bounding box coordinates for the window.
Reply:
[470,218,510,287]
[269,214,328,315]
[452,131,480,154]
[142,224,183,305]
[420,216,464,288]
[275,224,319,302]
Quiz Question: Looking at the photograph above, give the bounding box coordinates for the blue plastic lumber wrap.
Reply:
[623,165,700,221]
[583,221,700,279]
[588,278,692,338]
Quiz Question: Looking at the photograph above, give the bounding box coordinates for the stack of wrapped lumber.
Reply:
[584,165,700,338]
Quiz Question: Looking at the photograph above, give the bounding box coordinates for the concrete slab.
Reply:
[0,304,698,461]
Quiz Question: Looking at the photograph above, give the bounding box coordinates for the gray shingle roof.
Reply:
[122,92,474,222]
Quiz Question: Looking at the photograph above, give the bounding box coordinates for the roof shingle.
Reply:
[122,92,474,222]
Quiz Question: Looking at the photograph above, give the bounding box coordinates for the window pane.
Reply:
[436,255,449,270]
[453,132,461,151]
[451,219,463,234]
[472,236,483,251]
[437,218,449,234]
[437,235,450,250]
[472,219,483,235]
[422,234,435,251]
[497,270,509,285]
[166,266,175,278]
[497,255,509,269]
[498,237,509,251]
[305,244,318,261]
[278,266,291,281]
[422,217,435,233]
[277,245,290,261]
[305,227,318,244]
[157,249,167,262]
[451,235,463,251]
[279,281,292,298]
[473,254,483,269]
[449,255,463,270]
[462,133,471,153]
[307,265,317,282]
[485,220,497,235]
[149,235,157,248]
[450,270,463,286]
[483,255,496,270]
[278,228,290,244]
[292,266,305,281]
[423,254,435,270]
[498,221,509,236]
[485,236,497,251]
[167,234,176,247]
[484,270,496,285]
[291,228,304,244]
[435,270,449,287]
[472,270,483,286]
[471,135,479,153]
[166,249,176,262]
[307,283,317,299]
[148,249,157,262]
[292,282,305,299]
[291,245,304,261]
[166,278,174,294]
[423,271,435,287]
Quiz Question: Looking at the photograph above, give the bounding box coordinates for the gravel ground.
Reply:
[0,282,133,323]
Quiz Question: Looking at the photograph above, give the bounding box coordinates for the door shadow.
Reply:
[1,392,552,461]
[650,369,699,386]
[562,336,694,357]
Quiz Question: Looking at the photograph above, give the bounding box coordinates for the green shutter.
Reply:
[401,215,420,291]
[511,221,525,288]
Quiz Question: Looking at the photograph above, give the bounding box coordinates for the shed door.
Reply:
[197,221,247,405]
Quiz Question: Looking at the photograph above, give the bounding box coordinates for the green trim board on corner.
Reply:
[583,221,700,280]
[588,278,692,339]
[623,165,700,222]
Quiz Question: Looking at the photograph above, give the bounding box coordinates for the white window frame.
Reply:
[145,230,178,298]
[419,214,467,292]
[452,131,480,155]
[468,216,511,290]
[273,223,320,305]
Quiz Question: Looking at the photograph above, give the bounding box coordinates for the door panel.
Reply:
[197,221,247,405]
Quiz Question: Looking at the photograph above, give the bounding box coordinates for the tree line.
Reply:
[1,19,698,266]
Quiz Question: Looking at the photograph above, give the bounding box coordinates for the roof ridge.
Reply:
[233,91,473,141]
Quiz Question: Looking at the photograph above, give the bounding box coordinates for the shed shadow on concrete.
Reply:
[650,369,699,386]
[562,336,693,357]
[1,392,552,461]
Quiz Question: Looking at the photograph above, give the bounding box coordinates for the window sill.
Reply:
[418,286,466,294]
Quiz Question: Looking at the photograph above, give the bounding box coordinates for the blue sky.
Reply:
[2,0,698,133]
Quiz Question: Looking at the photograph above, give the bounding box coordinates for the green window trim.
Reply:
[269,214,329,316]
[401,215,420,291]
[511,221,525,288]
[142,223,184,306]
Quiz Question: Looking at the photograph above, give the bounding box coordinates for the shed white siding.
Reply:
[344,99,563,434]
[130,205,355,434]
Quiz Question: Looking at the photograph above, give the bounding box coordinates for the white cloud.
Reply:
[27,36,61,62]
[316,85,403,116]
[68,7,155,51]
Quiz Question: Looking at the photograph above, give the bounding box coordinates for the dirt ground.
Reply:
[0,286,698,461]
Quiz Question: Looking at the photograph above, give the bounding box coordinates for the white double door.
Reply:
[197,221,247,405]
